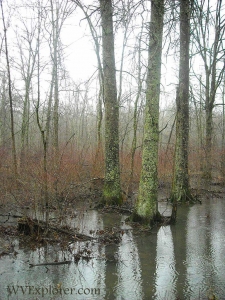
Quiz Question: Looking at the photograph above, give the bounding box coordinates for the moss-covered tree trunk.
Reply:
[170,0,192,203]
[99,0,122,205]
[134,0,164,223]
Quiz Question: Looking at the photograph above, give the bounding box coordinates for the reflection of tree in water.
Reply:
[2,201,225,299]
[14,210,106,299]
[185,203,215,297]
[154,226,176,299]
[171,205,189,299]
[115,230,143,300]
[105,243,119,299]
[60,210,106,299]
[209,200,225,294]
[134,228,157,299]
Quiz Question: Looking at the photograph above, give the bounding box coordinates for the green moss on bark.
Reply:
[102,184,123,206]
[131,209,162,226]
[133,0,164,223]
[170,0,193,204]
[100,0,122,206]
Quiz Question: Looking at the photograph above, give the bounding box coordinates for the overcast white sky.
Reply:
[0,0,180,109]
[1,0,223,111]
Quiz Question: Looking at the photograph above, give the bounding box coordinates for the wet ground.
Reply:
[0,184,225,300]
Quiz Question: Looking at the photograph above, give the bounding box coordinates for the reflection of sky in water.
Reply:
[115,231,143,300]
[185,200,225,299]
[1,199,225,299]
[70,209,104,236]
[3,243,107,300]
[209,200,225,288]
[154,226,177,299]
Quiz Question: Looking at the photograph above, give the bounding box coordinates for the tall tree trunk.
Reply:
[36,2,49,226]
[53,53,59,158]
[1,2,18,177]
[133,0,164,223]
[203,6,221,179]
[99,0,122,205]
[97,77,103,148]
[170,0,193,205]
[46,74,54,147]
[203,66,213,179]
[204,100,213,178]
[50,0,60,160]
[75,1,104,150]
[128,24,145,196]
[19,44,38,166]
[190,82,203,171]
[20,81,31,165]
[192,0,225,179]
[221,76,225,181]
[0,73,8,147]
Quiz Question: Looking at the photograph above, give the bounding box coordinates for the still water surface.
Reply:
[1,197,225,300]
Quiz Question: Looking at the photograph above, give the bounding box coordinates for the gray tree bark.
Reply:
[192,0,225,179]
[0,73,9,147]
[1,1,18,177]
[134,0,164,223]
[99,0,122,205]
[170,0,193,205]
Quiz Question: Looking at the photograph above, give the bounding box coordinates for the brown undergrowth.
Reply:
[0,145,224,228]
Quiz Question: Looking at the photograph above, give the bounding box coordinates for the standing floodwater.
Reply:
[0,197,225,300]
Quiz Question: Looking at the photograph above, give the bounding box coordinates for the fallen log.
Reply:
[29,260,72,267]
[49,225,95,241]
[17,217,94,241]
[0,214,23,218]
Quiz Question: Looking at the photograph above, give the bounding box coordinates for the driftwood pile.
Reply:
[17,217,122,245]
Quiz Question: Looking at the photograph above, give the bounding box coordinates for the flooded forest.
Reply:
[0,0,225,299]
